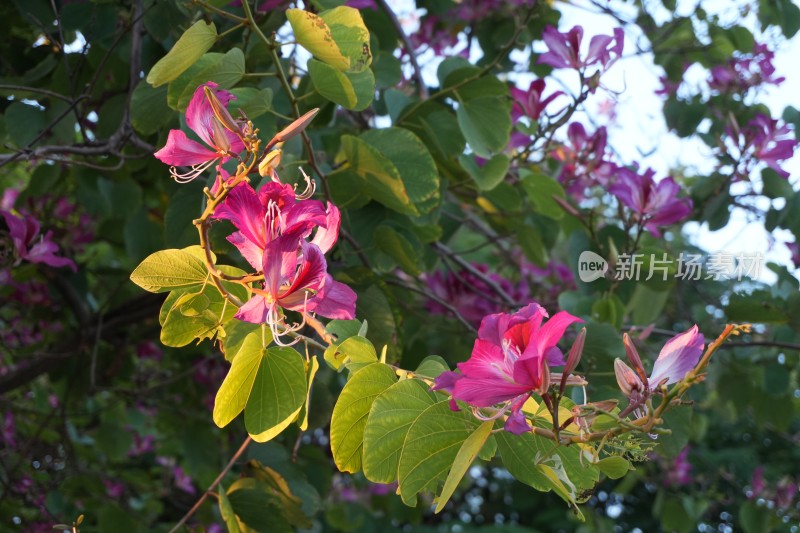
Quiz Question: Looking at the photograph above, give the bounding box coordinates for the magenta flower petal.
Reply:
[312,275,357,320]
[226,231,264,271]
[154,130,220,167]
[26,234,77,271]
[278,242,327,311]
[214,183,267,249]
[234,293,271,323]
[649,325,705,387]
[457,339,507,380]
[504,410,531,434]
[452,377,531,408]
[309,203,341,254]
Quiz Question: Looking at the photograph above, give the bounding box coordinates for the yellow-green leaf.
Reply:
[147,20,217,87]
[435,420,494,513]
[130,248,208,293]
[287,7,371,73]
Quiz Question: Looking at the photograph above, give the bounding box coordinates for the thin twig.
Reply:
[168,436,253,533]
[374,0,428,99]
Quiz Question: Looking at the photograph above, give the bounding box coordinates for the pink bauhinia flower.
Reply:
[1,210,76,271]
[154,82,245,182]
[609,167,693,237]
[214,180,355,338]
[614,326,705,415]
[510,79,563,122]
[432,303,584,434]
[538,25,624,71]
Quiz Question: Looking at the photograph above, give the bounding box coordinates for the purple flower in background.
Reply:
[552,122,616,196]
[2,411,16,447]
[1,210,76,271]
[776,479,798,509]
[747,114,797,178]
[154,82,245,182]
[615,326,705,413]
[538,25,624,70]
[655,75,681,97]
[709,41,784,92]
[434,303,583,434]
[609,167,693,237]
[750,467,766,499]
[173,466,196,495]
[103,479,125,499]
[664,446,693,487]
[787,242,800,269]
[510,79,563,122]
[422,263,529,326]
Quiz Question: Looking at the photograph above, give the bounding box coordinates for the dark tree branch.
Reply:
[374,0,428,99]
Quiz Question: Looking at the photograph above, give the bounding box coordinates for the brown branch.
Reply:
[167,436,252,533]
[432,242,517,306]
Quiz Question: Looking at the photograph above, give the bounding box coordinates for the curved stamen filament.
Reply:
[295,168,316,200]
[169,159,218,183]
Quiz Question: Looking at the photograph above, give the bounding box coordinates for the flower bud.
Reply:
[259,147,283,179]
[614,358,644,397]
[204,85,241,135]
[564,327,586,376]
[623,333,648,385]
[275,108,320,142]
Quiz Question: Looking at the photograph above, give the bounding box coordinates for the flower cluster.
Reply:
[709,42,784,93]
[551,122,616,197]
[538,25,624,74]
[433,303,585,434]
[214,180,356,337]
[724,113,798,179]
[609,166,694,237]
[153,82,355,342]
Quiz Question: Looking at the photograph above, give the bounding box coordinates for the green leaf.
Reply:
[5,102,47,148]
[130,248,209,293]
[330,362,398,473]
[213,332,308,441]
[308,58,375,110]
[455,96,512,157]
[413,356,450,380]
[175,47,246,111]
[459,153,509,191]
[146,20,217,87]
[297,355,320,431]
[130,81,173,135]
[324,335,378,371]
[435,420,494,512]
[362,379,439,483]
[520,172,567,220]
[397,400,480,505]
[287,7,371,73]
[218,485,242,533]
[214,331,265,428]
[596,456,633,479]
[226,478,292,532]
[373,225,422,276]
[228,88,274,119]
[359,127,440,214]
[245,346,308,439]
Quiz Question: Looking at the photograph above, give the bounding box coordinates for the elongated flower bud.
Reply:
[204,85,241,135]
[565,327,586,376]
[614,358,644,397]
[623,333,648,385]
[275,108,320,142]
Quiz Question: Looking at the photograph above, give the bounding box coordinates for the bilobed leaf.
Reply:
[455,96,512,157]
[397,400,480,505]
[330,362,397,473]
[244,346,308,438]
[459,153,509,191]
[413,356,450,380]
[308,58,375,110]
[213,332,265,428]
[287,7,371,73]
[362,379,439,483]
[166,53,220,110]
[147,20,217,87]
[435,420,494,512]
[130,248,209,293]
[159,268,248,347]
[324,335,377,372]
